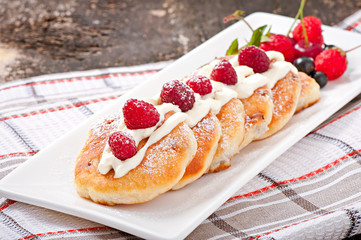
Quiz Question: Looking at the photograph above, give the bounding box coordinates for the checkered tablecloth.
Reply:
[1,10,361,240]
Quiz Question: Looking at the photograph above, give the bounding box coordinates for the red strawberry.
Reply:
[314,48,347,80]
[292,16,324,45]
[238,46,270,73]
[210,59,238,85]
[108,131,137,160]
[186,75,213,95]
[123,99,160,129]
[260,34,296,62]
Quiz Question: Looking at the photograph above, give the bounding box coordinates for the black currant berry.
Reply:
[324,44,336,50]
[293,57,315,75]
[312,71,328,88]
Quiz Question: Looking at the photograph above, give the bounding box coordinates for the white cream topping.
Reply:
[98,103,185,178]
[97,50,298,178]
[262,61,298,89]
[266,51,285,62]
[197,59,220,78]
[234,73,269,99]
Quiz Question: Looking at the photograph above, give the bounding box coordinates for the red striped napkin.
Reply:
[1,10,361,240]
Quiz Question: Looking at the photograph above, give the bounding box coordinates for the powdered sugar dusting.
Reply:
[94,50,299,179]
[92,113,121,138]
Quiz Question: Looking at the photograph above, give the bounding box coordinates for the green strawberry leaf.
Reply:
[245,25,268,47]
[226,38,239,55]
[260,34,271,43]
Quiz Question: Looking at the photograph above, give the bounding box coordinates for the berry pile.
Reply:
[289,14,348,87]
[110,74,216,161]
[109,98,162,160]
[224,0,354,89]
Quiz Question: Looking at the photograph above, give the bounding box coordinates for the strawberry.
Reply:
[292,16,324,45]
[314,48,347,80]
[260,34,296,62]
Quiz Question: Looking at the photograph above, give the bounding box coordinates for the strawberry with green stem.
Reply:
[224,11,295,62]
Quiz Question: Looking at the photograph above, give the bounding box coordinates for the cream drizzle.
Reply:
[97,50,298,178]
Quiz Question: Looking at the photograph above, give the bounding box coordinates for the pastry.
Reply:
[74,112,197,205]
[240,85,273,147]
[208,98,245,172]
[296,72,321,113]
[257,70,302,139]
[74,47,321,205]
[173,111,221,189]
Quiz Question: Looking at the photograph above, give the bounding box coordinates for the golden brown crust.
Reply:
[208,98,245,172]
[74,116,197,205]
[240,85,273,148]
[172,112,221,190]
[258,71,302,139]
[74,55,322,205]
[296,72,321,113]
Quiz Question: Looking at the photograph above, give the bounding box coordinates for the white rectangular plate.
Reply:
[1,12,361,240]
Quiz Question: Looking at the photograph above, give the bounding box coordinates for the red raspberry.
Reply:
[108,131,137,160]
[123,98,160,129]
[314,48,347,80]
[238,46,270,73]
[160,80,195,112]
[292,16,324,45]
[260,34,296,62]
[186,75,213,95]
[210,59,238,85]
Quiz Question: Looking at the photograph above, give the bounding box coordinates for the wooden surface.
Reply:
[0,0,360,82]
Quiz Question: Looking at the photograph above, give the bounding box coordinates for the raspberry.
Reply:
[186,75,213,95]
[123,98,160,129]
[160,80,195,112]
[210,59,238,85]
[314,48,347,80]
[108,131,137,160]
[260,34,296,62]
[238,46,270,73]
[292,16,324,45]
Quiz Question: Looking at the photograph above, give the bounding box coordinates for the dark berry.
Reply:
[210,59,238,85]
[293,57,315,75]
[324,44,336,50]
[294,40,323,59]
[123,98,160,130]
[160,80,195,112]
[312,71,328,88]
[238,46,270,73]
[108,131,137,160]
[186,75,213,96]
